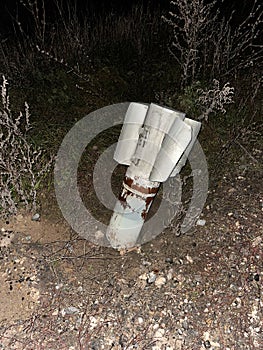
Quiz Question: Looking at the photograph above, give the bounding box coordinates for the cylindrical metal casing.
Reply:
[106,174,160,249]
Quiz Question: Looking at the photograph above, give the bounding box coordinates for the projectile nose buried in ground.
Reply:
[106,102,201,249]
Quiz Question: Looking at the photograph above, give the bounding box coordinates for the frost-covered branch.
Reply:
[0,76,53,218]
[197,80,235,121]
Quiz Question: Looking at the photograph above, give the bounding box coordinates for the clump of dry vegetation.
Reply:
[0,76,52,218]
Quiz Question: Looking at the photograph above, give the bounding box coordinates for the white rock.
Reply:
[138,317,144,324]
[77,286,83,292]
[186,255,193,264]
[89,316,98,330]
[139,273,148,280]
[61,306,80,317]
[55,283,63,290]
[52,309,59,316]
[154,276,166,288]
[167,268,174,281]
[32,213,40,221]
[147,271,157,284]
[196,219,206,226]
[154,328,165,339]
[153,323,160,330]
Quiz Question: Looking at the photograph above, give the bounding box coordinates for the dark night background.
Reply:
[0,0,166,32]
[0,0,255,35]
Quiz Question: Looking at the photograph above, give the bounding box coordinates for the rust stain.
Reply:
[116,176,160,220]
[124,176,159,194]
[141,195,156,220]
[118,189,132,210]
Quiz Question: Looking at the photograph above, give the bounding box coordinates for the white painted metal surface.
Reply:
[106,174,160,249]
[113,102,148,165]
[106,103,201,249]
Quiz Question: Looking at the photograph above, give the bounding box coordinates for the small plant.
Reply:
[177,81,203,116]
[0,76,53,218]
[176,80,235,122]
[197,79,235,121]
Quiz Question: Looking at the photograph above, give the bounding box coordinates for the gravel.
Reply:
[0,138,262,350]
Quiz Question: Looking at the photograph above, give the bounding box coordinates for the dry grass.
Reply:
[0,76,53,218]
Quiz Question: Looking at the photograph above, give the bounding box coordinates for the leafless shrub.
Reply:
[0,76,53,218]
[18,0,47,45]
[197,79,235,121]
[162,0,218,86]
[209,2,262,79]
[163,0,263,85]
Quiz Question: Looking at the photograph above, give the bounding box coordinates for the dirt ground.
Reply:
[0,126,262,350]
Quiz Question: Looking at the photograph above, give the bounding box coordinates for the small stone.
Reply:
[55,283,63,290]
[147,272,156,284]
[155,276,166,288]
[186,255,194,264]
[139,273,147,280]
[196,219,206,226]
[89,316,98,330]
[167,268,174,281]
[182,320,189,330]
[137,317,144,324]
[52,309,59,316]
[154,328,165,339]
[204,340,211,348]
[177,328,183,335]
[32,213,40,221]
[228,187,236,193]
[61,306,80,316]
[232,297,242,308]
[252,236,262,247]
[92,145,98,151]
